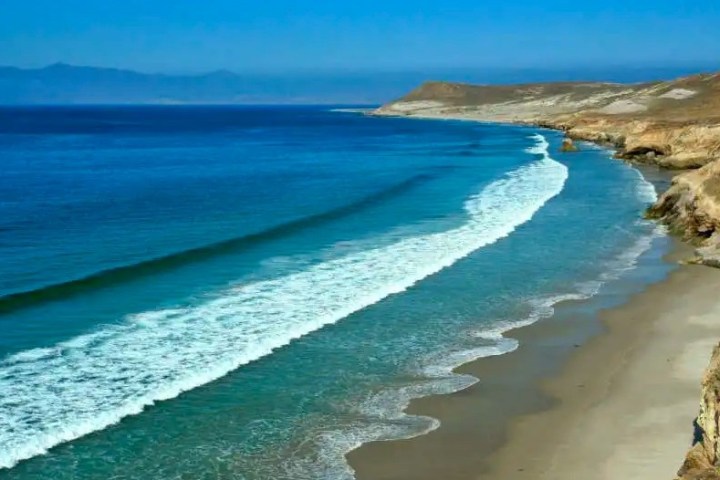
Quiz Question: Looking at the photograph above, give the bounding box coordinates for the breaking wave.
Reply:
[0,134,567,470]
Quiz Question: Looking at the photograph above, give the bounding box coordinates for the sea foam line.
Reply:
[0,134,567,470]
[297,157,665,480]
[286,219,661,480]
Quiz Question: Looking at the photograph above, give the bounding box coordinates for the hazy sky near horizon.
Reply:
[2,1,719,73]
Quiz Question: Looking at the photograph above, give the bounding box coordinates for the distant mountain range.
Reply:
[0,63,406,104]
[1,63,718,105]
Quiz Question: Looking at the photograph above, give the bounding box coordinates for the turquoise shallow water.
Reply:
[0,106,666,479]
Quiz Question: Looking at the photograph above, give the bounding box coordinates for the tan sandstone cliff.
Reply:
[376,72,720,479]
[374,71,720,266]
[649,160,720,267]
[676,344,720,480]
[375,73,720,168]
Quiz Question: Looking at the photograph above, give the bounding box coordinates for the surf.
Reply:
[0,134,567,470]
[0,172,441,315]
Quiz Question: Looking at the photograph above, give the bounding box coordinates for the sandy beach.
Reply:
[488,253,720,479]
[349,239,720,479]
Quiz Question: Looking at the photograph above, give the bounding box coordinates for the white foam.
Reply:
[631,166,659,204]
[308,168,665,480]
[283,339,522,480]
[0,134,567,470]
[329,108,373,114]
[4,347,60,365]
[605,150,658,205]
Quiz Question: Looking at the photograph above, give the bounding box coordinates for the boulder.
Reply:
[560,137,578,152]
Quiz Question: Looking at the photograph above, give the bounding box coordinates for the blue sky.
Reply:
[2,0,719,73]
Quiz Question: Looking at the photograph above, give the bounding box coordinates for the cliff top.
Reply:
[378,72,720,125]
[376,71,720,169]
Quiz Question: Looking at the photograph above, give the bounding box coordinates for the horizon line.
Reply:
[2,61,720,77]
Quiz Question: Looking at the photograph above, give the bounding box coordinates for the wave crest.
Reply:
[0,134,567,470]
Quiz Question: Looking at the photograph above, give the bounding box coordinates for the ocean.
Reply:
[0,106,668,479]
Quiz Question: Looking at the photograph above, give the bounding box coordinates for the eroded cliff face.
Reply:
[375,72,720,264]
[649,161,720,267]
[375,73,720,169]
[376,73,720,478]
[549,118,720,169]
[676,344,720,480]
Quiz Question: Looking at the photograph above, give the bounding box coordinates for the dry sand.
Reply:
[487,260,720,480]
[349,243,720,480]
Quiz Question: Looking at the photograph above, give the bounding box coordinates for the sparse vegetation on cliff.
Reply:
[375,71,720,267]
[375,73,720,480]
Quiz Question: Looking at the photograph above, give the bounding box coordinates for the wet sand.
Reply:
[348,240,720,479]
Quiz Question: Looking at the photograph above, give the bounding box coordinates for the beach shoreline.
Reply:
[483,245,720,480]
[348,232,720,480]
[348,111,720,479]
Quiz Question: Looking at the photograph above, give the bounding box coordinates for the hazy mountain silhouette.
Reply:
[0,63,404,104]
[1,63,717,105]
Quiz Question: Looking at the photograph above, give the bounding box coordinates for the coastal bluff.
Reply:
[677,343,720,480]
[374,72,720,267]
[375,72,720,479]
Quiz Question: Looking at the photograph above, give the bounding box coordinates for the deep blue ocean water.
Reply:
[0,106,668,479]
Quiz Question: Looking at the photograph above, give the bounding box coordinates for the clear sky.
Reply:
[2,0,719,73]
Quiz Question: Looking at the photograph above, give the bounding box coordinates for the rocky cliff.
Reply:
[375,72,720,266]
[377,73,720,478]
[375,73,720,168]
[676,344,720,480]
[649,160,720,267]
